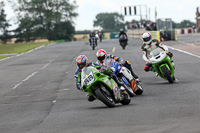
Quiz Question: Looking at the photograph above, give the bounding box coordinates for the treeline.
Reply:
[91,12,195,32]
[0,0,78,44]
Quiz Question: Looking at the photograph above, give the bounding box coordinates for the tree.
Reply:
[179,20,195,28]
[0,1,11,44]
[93,12,124,30]
[11,0,78,41]
[173,20,195,28]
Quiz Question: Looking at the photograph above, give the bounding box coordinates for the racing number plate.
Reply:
[83,72,95,86]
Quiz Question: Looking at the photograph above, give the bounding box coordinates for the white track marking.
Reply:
[41,63,50,70]
[62,89,70,91]
[112,47,116,53]
[168,46,200,59]
[41,59,55,70]
[12,59,55,89]
[12,82,23,89]
[22,71,39,82]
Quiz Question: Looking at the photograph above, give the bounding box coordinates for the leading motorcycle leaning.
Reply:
[81,65,131,108]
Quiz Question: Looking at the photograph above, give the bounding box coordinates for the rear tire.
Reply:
[95,87,115,108]
[161,66,174,83]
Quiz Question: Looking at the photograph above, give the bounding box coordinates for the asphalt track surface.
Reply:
[0,34,200,133]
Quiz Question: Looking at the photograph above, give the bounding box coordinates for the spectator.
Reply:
[143,21,146,27]
[152,23,157,31]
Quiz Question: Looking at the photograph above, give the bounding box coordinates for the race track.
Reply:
[0,34,200,133]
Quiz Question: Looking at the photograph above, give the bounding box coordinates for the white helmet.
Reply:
[96,49,107,63]
[142,32,152,45]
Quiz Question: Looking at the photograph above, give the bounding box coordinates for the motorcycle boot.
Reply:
[87,93,96,102]
[171,60,175,69]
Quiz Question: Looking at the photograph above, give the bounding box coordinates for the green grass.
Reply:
[0,55,13,59]
[0,41,54,54]
[0,41,54,60]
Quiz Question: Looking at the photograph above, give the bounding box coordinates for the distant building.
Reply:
[196,7,200,28]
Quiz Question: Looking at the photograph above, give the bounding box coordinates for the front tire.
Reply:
[92,45,95,50]
[161,66,174,83]
[95,87,115,108]
[121,42,127,49]
[121,79,135,97]
[130,79,143,95]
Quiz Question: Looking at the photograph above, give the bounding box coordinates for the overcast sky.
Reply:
[75,0,199,30]
[3,0,200,31]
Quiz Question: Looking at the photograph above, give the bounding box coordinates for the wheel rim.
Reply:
[101,88,113,102]
[125,84,134,93]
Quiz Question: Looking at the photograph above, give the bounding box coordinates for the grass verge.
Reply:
[0,55,14,60]
[0,41,54,60]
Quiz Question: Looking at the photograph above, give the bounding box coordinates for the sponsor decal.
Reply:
[106,80,111,85]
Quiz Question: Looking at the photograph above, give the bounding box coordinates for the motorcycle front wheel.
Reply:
[161,66,174,83]
[95,87,115,108]
[92,45,95,50]
[134,81,143,95]
[121,79,135,97]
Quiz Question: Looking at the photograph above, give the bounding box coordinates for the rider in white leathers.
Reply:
[141,32,173,72]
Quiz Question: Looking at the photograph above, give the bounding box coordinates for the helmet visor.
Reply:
[78,63,86,69]
[143,37,151,42]
[97,55,105,61]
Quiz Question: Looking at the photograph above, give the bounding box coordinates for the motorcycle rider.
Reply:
[96,49,139,81]
[119,29,128,43]
[98,30,103,41]
[141,32,174,72]
[74,55,124,102]
[88,30,97,46]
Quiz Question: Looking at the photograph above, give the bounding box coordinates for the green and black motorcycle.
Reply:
[81,66,131,108]
[149,47,175,83]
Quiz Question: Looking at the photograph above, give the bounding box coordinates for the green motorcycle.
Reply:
[81,66,131,107]
[149,47,175,83]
